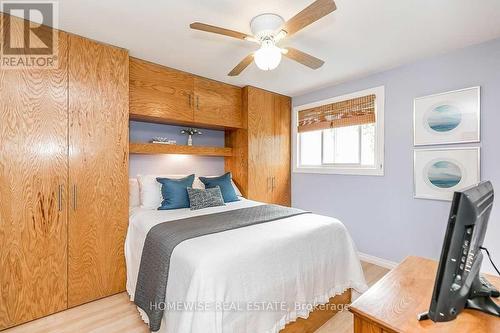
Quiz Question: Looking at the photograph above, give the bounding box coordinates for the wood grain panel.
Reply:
[129,57,193,123]
[67,35,129,307]
[129,143,232,157]
[130,112,242,130]
[353,315,383,333]
[0,14,68,329]
[246,86,275,203]
[194,77,242,128]
[350,256,500,333]
[273,94,292,206]
[224,87,249,196]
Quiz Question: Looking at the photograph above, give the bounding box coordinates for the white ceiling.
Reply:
[57,0,500,96]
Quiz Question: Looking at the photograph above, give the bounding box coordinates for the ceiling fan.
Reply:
[190,0,337,76]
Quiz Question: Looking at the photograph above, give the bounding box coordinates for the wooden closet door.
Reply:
[194,77,242,128]
[272,94,291,206]
[0,17,68,329]
[246,87,275,203]
[67,35,129,307]
[129,57,194,124]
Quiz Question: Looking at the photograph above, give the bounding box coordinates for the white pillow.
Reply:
[137,174,201,209]
[232,180,243,197]
[129,178,140,208]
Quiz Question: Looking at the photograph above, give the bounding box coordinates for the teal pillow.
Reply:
[156,174,195,210]
[199,172,240,203]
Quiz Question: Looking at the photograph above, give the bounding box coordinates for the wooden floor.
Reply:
[3,262,389,333]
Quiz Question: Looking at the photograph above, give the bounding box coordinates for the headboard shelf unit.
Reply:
[128,56,291,206]
[130,143,233,157]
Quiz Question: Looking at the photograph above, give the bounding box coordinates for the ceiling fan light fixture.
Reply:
[250,13,284,40]
[191,0,336,76]
[254,40,282,71]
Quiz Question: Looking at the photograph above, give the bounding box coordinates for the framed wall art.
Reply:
[414,87,480,146]
[414,147,480,201]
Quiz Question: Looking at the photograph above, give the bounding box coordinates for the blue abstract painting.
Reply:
[427,161,462,188]
[426,105,462,132]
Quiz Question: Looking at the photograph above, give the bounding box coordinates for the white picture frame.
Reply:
[414,147,480,201]
[413,87,480,146]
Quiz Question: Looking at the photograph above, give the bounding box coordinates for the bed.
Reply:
[125,178,367,333]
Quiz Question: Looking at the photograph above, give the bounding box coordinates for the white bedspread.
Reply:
[125,199,367,333]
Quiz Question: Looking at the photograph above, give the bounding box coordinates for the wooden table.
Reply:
[349,256,500,333]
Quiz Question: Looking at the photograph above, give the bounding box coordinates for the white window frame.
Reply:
[292,86,385,176]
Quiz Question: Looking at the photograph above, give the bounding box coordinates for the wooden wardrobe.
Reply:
[0,15,129,330]
[225,86,291,206]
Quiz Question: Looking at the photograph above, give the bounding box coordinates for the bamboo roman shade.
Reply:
[298,94,376,133]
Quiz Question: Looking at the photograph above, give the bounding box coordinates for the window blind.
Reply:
[298,94,376,133]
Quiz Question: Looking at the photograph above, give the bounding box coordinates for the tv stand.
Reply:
[350,257,500,333]
[419,274,500,321]
[466,275,500,317]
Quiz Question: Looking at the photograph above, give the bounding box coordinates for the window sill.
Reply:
[293,166,384,176]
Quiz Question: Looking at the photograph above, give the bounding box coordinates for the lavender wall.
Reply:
[129,121,225,177]
[292,38,500,273]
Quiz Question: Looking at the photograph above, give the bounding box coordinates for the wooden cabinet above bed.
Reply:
[130,57,195,124]
[193,77,243,128]
[129,58,243,129]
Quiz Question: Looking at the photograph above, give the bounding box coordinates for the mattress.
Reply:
[125,199,367,333]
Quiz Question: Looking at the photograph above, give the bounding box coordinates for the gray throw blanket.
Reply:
[134,204,309,331]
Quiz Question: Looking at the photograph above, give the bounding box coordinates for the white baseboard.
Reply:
[358,252,398,270]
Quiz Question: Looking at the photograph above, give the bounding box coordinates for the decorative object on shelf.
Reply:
[180,128,202,146]
[414,147,480,201]
[414,87,480,146]
[150,137,177,145]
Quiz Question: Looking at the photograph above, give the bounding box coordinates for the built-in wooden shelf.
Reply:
[129,143,233,157]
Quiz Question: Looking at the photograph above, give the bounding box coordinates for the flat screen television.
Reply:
[419,181,499,322]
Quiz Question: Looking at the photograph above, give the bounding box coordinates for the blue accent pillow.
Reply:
[199,172,240,203]
[156,174,195,210]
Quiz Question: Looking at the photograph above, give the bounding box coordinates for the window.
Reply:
[293,86,384,175]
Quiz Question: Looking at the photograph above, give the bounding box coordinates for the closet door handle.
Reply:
[188,94,192,108]
[196,96,200,110]
[58,184,63,212]
[72,184,77,211]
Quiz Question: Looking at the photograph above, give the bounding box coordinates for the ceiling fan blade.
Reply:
[228,54,254,76]
[283,47,324,69]
[190,22,253,41]
[282,0,337,36]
